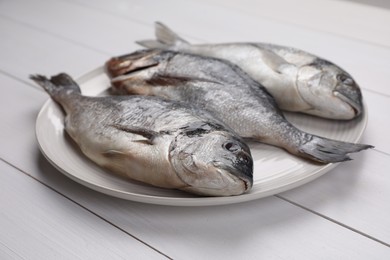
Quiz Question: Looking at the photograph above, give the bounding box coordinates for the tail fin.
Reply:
[136,21,190,49]
[297,135,373,163]
[30,73,81,98]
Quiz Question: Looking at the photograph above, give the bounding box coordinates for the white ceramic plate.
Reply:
[36,67,369,206]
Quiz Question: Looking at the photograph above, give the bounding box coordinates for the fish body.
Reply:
[136,22,363,120]
[31,73,253,196]
[106,49,372,163]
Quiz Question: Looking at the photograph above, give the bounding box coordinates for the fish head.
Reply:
[105,49,174,94]
[169,124,253,196]
[296,59,363,119]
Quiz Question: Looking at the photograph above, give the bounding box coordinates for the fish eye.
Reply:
[223,142,240,152]
[337,74,354,85]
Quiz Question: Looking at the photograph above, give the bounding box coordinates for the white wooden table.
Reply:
[1,0,389,259]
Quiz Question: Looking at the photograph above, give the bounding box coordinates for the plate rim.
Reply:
[35,67,368,206]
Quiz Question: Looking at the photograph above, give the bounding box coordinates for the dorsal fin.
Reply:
[155,22,189,46]
[137,22,190,49]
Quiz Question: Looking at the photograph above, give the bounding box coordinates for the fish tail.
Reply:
[297,134,373,163]
[136,21,189,49]
[30,73,81,98]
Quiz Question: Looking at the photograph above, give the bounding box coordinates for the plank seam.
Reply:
[190,0,390,50]
[0,157,173,260]
[275,194,390,248]
[0,13,112,57]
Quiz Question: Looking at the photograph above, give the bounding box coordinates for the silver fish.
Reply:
[106,49,372,163]
[31,73,253,196]
[136,22,363,120]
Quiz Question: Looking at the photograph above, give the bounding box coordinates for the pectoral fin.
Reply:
[103,149,128,159]
[261,49,295,74]
[147,73,221,87]
[112,124,160,145]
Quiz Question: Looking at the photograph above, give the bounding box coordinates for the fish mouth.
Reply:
[179,167,252,196]
[213,150,254,194]
[333,85,363,117]
[108,62,158,84]
[105,49,161,79]
[216,165,253,193]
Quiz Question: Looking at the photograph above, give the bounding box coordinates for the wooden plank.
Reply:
[0,0,151,56]
[0,67,389,258]
[280,148,390,244]
[363,90,390,154]
[0,17,108,80]
[195,0,390,48]
[0,161,166,260]
[0,242,24,260]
